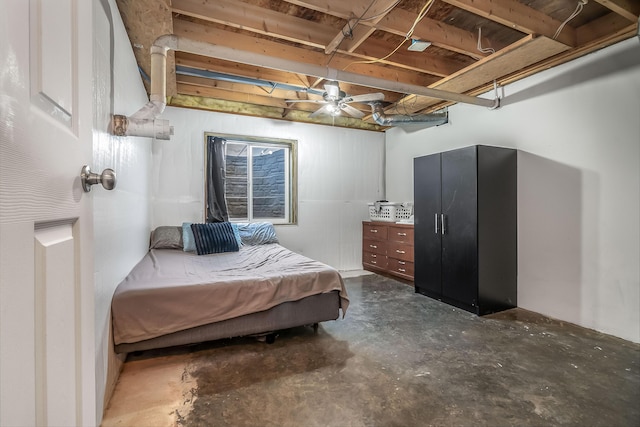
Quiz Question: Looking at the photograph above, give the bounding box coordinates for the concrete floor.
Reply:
[102,274,640,427]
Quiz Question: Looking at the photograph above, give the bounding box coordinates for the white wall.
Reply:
[151,108,385,270]
[385,38,640,343]
[93,0,151,421]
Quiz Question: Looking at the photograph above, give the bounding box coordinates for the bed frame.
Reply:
[114,291,341,353]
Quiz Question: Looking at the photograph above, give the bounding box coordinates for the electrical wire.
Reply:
[477,27,495,54]
[553,0,587,40]
[326,0,378,66]
[343,0,436,70]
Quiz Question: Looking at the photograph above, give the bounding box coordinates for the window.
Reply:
[205,133,297,224]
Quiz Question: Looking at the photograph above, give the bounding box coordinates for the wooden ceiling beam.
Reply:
[175,53,306,87]
[172,0,335,50]
[176,75,309,100]
[592,0,640,22]
[172,0,454,77]
[281,0,363,19]
[393,35,570,113]
[177,83,289,109]
[324,0,399,54]
[576,12,636,45]
[377,12,497,59]
[284,0,500,59]
[350,38,471,77]
[173,18,439,88]
[440,0,576,47]
[168,93,383,131]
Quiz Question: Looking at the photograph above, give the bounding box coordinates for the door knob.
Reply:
[81,166,116,192]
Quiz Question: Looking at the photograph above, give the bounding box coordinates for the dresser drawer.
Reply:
[362,221,414,284]
[363,222,388,241]
[363,239,387,255]
[387,258,414,278]
[388,241,413,262]
[363,252,387,269]
[388,226,414,245]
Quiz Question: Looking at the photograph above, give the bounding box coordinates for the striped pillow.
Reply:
[190,222,240,255]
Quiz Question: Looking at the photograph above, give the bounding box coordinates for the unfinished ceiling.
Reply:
[116,0,639,131]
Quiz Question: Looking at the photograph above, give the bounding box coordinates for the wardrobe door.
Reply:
[414,154,442,297]
[440,146,479,310]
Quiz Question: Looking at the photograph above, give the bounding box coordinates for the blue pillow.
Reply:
[191,222,240,255]
[230,223,242,247]
[182,222,196,252]
[235,222,279,245]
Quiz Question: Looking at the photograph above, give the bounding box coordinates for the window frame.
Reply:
[204,132,298,225]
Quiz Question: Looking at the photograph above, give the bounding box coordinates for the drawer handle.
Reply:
[370,229,378,233]
[371,261,377,264]
[371,254,377,258]
[370,245,377,249]
[398,261,405,265]
[396,250,406,254]
[398,268,406,272]
[397,232,407,236]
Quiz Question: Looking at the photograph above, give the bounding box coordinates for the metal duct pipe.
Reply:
[370,102,448,127]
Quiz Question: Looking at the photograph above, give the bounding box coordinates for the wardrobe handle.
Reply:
[441,214,446,235]
[434,213,439,234]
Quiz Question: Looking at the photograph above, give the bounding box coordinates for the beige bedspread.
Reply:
[111,244,349,345]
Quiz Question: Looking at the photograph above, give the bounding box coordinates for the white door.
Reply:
[0,0,96,426]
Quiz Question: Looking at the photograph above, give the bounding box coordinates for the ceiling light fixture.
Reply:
[407,39,431,52]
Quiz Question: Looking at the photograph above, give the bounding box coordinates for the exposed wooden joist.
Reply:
[172,2,449,79]
[283,0,499,58]
[352,37,472,77]
[576,12,637,45]
[324,0,398,54]
[176,75,310,101]
[172,0,335,50]
[168,94,384,131]
[175,53,307,87]
[404,21,639,117]
[376,12,498,59]
[440,0,576,47]
[592,0,640,22]
[172,18,439,88]
[177,83,289,109]
[393,35,571,113]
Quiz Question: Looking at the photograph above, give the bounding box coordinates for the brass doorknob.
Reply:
[80,166,117,192]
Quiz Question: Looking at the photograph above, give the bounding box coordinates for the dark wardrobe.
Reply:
[414,145,517,315]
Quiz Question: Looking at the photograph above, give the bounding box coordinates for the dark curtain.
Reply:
[206,136,229,222]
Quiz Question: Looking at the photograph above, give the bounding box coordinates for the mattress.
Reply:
[111,243,349,346]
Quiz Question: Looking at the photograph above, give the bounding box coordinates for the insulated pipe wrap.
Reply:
[370,102,448,127]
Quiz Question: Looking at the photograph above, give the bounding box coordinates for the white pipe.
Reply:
[151,35,499,109]
[111,115,174,140]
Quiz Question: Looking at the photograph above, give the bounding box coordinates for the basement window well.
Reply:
[205,133,297,225]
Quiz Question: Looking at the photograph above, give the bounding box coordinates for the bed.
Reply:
[111,223,349,353]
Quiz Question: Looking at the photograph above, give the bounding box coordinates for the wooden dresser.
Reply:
[362,221,414,282]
